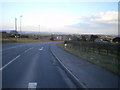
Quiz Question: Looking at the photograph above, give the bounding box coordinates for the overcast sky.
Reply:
[0,0,118,35]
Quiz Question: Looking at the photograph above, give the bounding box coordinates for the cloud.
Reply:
[89,11,118,24]
[1,10,118,35]
[67,11,118,35]
[78,11,118,25]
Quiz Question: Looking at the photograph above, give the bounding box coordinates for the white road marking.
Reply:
[22,47,33,55]
[1,45,24,52]
[0,55,20,71]
[24,47,33,53]
[0,47,33,70]
[50,48,87,88]
[28,82,37,89]
[39,47,44,51]
[0,45,25,54]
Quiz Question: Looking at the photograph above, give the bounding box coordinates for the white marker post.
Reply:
[64,43,67,48]
[64,41,67,48]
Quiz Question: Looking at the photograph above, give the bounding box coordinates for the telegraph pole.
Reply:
[20,15,22,38]
[15,18,17,39]
[15,18,17,31]
[39,25,40,39]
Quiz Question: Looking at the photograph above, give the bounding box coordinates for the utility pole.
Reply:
[39,25,40,39]
[15,18,17,31]
[15,18,17,39]
[20,15,22,38]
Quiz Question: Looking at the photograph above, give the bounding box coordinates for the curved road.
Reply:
[1,41,119,89]
[1,42,72,88]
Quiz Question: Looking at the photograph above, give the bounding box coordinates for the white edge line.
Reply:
[0,55,20,71]
[50,48,87,88]
[52,51,80,81]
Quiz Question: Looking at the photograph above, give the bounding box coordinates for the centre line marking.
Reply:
[0,55,20,71]
[23,47,33,54]
[28,82,37,89]
[39,47,44,51]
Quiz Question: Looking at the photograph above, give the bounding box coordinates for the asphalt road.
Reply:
[1,42,72,88]
[1,41,119,89]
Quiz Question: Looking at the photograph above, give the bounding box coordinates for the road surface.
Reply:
[1,41,119,89]
[1,42,74,88]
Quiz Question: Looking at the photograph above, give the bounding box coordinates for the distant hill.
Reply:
[0,30,119,37]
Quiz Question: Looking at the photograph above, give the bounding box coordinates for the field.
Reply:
[1,38,58,44]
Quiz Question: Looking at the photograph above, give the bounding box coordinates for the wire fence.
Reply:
[67,41,120,57]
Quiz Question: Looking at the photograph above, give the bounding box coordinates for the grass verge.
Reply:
[1,38,55,44]
[57,43,120,76]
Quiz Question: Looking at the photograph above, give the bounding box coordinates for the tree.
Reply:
[50,37,54,41]
[81,35,86,41]
[90,35,98,41]
[10,30,18,34]
[10,30,19,38]
[113,37,120,43]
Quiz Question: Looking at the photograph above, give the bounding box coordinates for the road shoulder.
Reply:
[50,43,119,88]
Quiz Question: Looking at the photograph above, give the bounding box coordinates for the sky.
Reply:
[0,0,119,35]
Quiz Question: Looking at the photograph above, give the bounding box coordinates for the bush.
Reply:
[50,37,54,41]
